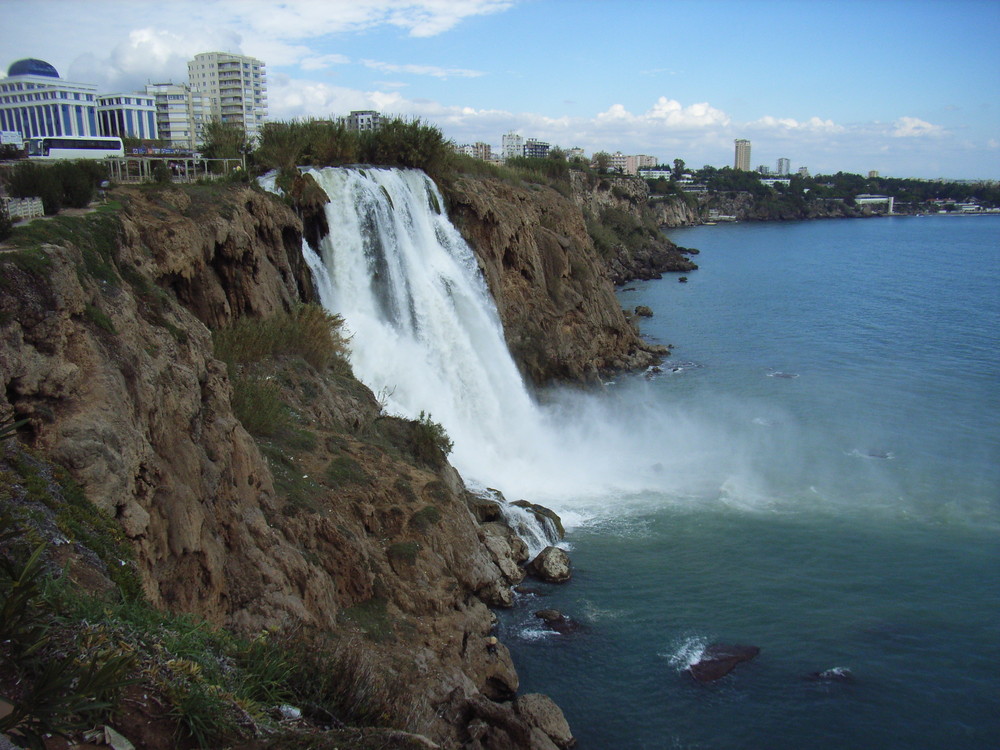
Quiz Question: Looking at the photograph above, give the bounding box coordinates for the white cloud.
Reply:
[749,115,845,133]
[595,98,729,130]
[892,116,945,137]
[300,54,352,71]
[361,60,485,79]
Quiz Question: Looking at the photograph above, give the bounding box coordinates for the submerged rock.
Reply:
[687,644,760,683]
[534,609,582,634]
[527,546,572,583]
[806,666,855,683]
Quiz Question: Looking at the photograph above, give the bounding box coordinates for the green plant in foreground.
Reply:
[0,536,134,749]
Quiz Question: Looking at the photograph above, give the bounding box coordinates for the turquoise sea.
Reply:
[497,216,1000,749]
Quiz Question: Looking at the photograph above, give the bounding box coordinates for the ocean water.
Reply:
[497,216,1000,749]
[293,171,999,749]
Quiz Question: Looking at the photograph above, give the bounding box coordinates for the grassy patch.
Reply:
[408,505,441,533]
[387,542,421,566]
[214,303,348,372]
[341,598,394,643]
[83,303,115,334]
[323,455,370,488]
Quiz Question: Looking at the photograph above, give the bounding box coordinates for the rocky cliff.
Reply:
[0,182,577,749]
[651,190,870,227]
[447,174,671,384]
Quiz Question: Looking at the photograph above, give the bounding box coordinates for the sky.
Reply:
[1,0,998,179]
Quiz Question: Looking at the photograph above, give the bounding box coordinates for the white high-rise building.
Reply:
[187,52,267,142]
[776,157,790,176]
[501,131,524,160]
[734,139,751,171]
[343,110,381,131]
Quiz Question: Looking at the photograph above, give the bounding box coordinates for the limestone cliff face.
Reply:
[447,175,666,385]
[651,190,868,226]
[0,184,572,749]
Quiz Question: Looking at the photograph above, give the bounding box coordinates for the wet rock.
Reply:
[634,305,654,317]
[678,276,688,283]
[526,546,572,583]
[514,585,545,596]
[511,500,565,540]
[534,609,582,634]
[806,666,854,683]
[687,644,760,682]
[480,523,527,585]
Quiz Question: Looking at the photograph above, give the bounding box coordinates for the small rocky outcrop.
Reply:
[464,693,575,750]
[687,644,760,683]
[526,546,572,583]
[534,609,581,635]
[511,500,565,540]
[634,305,653,318]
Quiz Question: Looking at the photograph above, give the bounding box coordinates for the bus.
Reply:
[26,136,124,160]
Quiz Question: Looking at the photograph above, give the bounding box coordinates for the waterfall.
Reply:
[294,167,688,516]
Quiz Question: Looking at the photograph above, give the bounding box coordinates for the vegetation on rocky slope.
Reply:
[1,183,577,748]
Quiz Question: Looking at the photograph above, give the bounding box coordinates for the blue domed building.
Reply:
[0,57,101,139]
[1,57,157,142]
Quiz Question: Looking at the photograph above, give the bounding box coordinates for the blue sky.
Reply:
[1,0,998,178]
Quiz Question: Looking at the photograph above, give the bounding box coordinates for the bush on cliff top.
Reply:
[213,303,348,371]
[255,117,457,183]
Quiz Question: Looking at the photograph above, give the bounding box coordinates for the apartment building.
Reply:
[187,52,267,142]
[734,139,751,171]
[343,110,381,131]
[144,83,209,150]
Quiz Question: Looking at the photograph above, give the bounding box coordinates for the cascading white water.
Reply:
[295,167,747,515]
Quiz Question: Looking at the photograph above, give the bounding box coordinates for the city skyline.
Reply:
[1,0,998,180]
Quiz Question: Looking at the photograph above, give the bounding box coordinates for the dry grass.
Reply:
[213,303,348,371]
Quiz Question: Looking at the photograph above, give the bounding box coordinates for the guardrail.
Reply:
[2,196,44,220]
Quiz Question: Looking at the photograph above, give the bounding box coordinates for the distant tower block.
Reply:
[777,157,790,176]
[734,139,751,171]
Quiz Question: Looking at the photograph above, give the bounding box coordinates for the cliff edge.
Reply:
[0,183,576,749]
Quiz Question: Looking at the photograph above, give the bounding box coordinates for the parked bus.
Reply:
[26,136,124,160]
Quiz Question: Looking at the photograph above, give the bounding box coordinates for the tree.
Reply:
[672,158,686,180]
[201,120,249,160]
[592,151,611,173]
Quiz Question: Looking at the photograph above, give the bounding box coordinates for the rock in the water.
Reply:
[678,276,688,283]
[634,305,654,317]
[526,546,572,583]
[534,609,581,634]
[511,500,565,540]
[687,643,760,682]
[806,666,854,682]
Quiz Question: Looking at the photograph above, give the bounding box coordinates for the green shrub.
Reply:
[0,201,12,241]
[5,161,63,214]
[323,455,369,487]
[83,303,115,333]
[387,541,421,566]
[413,412,452,465]
[229,376,288,437]
[409,505,442,533]
[213,303,347,371]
